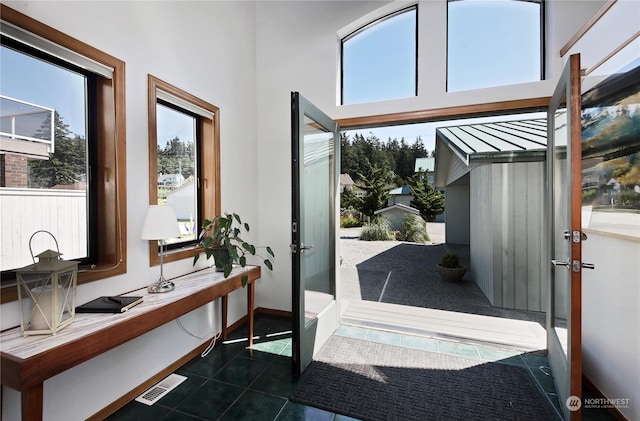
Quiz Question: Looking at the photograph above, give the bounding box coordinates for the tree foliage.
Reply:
[409,171,445,222]
[340,186,361,210]
[157,137,195,178]
[341,132,428,184]
[28,112,87,188]
[357,165,393,218]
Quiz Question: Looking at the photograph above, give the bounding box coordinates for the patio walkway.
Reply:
[339,224,547,350]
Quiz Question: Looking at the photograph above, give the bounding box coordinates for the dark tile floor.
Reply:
[107,314,614,421]
[107,315,357,421]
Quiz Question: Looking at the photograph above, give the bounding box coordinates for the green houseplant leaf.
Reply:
[194,212,275,286]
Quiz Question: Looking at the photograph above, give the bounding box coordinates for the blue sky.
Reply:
[1,46,86,136]
[2,0,543,153]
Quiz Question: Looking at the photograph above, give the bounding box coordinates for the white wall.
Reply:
[582,234,640,421]
[1,1,258,420]
[254,0,602,309]
[0,0,616,419]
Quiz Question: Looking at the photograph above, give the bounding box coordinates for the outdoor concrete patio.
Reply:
[339,223,547,350]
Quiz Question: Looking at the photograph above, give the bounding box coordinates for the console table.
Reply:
[0,265,260,421]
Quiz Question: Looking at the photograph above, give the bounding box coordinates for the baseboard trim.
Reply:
[583,374,629,421]
[256,307,292,318]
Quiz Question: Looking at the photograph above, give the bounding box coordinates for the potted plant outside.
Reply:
[436,252,466,282]
[193,213,274,286]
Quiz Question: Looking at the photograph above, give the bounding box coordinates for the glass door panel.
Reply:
[547,54,583,420]
[291,92,339,376]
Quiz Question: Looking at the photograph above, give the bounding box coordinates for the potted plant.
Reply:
[193,213,274,286]
[436,252,466,282]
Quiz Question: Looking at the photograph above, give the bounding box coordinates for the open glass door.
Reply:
[291,92,340,376]
[547,54,584,420]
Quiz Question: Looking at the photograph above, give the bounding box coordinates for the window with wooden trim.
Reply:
[147,75,220,267]
[447,0,544,92]
[0,5,126,303]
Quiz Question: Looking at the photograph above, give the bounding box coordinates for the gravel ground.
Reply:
[339,224,545,326]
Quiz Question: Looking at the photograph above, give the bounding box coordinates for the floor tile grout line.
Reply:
[523,358,564,421]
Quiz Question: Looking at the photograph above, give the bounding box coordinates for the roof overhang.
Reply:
[434,118,548,189]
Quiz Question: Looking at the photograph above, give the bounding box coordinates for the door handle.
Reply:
[300,244,314,253]
[289,243,315,253]
[551,259,570,269]
[582,262,595,270]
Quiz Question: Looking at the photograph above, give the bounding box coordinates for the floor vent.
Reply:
[135,374,187,406]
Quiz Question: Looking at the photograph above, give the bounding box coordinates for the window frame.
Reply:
[445,0,545,92]
[1,36,101,269]
[154,99,202,252]
[147,75,220,268]
[0,4,127,304]
[340,5,418,105]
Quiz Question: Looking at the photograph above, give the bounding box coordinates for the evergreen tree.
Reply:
[357,165,393,218]
[409,171,445,221]
[340,186,361,210]
[157,136,195,178]
[28,112,86,188]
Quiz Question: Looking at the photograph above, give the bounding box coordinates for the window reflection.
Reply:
[581,60,640,238]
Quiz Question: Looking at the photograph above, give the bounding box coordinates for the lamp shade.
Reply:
[141,205,181,240]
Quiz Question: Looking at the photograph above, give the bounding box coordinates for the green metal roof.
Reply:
[435,118,547,165]
[414,157,435,172]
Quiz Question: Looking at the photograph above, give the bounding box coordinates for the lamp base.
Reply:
[147,277,175,293]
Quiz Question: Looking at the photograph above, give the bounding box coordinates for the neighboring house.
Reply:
[166,180,195,223]
[414,157,435,186]
[157,173,185,190]
[387,185,412,207]
[340,173,364,197]
[374,203,420,231]
[339,173,354,193]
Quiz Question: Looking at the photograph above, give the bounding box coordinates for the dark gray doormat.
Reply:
[290,335,557,421]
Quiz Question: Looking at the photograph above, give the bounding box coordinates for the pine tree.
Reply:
[28,112,87,188]
[409,171,445,222]
[357,165,393,218]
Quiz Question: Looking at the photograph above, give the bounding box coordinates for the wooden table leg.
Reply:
[21,383,43,421]
[221,295,228,340]
[247,282,255,347]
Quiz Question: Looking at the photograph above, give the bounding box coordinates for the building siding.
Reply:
[470,162,547,312]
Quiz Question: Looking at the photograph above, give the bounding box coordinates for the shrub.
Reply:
[360,218,395,241]
[397,214,430,243]
[340,216,361,228]
[440,253,460,268]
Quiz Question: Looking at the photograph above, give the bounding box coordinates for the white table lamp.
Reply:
[141,205,181,293]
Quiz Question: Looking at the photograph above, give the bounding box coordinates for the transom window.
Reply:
[447,0,543,92]
[341,5,418,105]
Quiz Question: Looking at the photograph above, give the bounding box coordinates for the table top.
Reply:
[0,265,260,390]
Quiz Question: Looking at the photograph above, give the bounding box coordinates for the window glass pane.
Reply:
[342,7,417,104]
[447,0,541,92]
[156,103,198,245]
[0,45,89,272]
